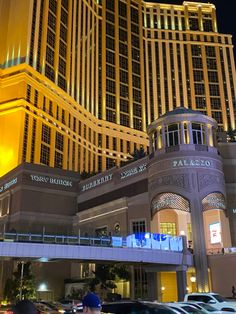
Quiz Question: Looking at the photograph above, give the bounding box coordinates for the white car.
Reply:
[180,301,228,314]
[184,293,236,312]
[165,302,205,314]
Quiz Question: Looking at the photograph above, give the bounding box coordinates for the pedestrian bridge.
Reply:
[0,232,193,266]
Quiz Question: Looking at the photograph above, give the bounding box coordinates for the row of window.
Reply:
[152,122,211,148]
[145,13,214,32]
[94,220,192,240]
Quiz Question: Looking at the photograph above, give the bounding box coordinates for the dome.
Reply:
[161,107,202,118]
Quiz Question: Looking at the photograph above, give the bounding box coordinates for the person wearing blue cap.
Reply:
[82,292,102,314]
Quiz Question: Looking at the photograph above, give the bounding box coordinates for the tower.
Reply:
[147,107,231,292]
[1,0,236,177]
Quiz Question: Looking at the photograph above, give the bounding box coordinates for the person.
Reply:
[82,292,102,314]
[13,300,37,314]
[232,285,236,298]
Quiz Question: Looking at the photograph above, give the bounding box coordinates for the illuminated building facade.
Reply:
[0,108,236,300]
[1,0,236,177]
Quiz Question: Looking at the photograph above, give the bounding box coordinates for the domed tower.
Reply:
[147,107,231,292]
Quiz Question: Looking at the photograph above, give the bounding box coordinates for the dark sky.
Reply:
[151,0,236,56]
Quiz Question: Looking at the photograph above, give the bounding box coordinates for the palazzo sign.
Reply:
[0,178,18,193]
[172,159,212,168]
[30,175,73,187]
[81,174,113,192]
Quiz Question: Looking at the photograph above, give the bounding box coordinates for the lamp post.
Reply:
[19,261,25,300]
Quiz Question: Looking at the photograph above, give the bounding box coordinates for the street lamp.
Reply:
[19,261,25,300]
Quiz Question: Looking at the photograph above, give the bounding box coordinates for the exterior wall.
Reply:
[0,163,80,234]
[0,106,25,176]
[208,254,236,297]
[0,0,32,67]
[218,143,236,246]
[0,65,148,177]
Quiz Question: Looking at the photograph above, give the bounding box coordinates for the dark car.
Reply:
[101,301,177,314]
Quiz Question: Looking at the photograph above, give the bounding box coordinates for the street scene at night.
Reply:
[0,0,236,313]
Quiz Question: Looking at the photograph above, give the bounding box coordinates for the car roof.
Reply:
[186,293,218,296]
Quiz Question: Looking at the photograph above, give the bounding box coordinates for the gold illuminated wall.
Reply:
[0,0,236,176]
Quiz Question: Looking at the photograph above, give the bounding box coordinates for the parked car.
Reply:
[181,301,229,314]
[184,294,236,312]
[165,303,205,314]
[34,302,61,314]
[101,301,178,314]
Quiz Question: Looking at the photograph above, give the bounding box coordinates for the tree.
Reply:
[4,262,36,302]
[123,147,147,166]
[227,127,236,142]
[88,263,130,298]
[131,147,147,160]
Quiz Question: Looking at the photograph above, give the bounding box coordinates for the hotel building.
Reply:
[1,0,236,178]
[1,0,236,301]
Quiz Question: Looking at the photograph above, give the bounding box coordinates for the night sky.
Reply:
[151,0,236,56]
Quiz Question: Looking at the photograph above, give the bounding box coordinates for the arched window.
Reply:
[151,192,190,217]
[165,123,180,147]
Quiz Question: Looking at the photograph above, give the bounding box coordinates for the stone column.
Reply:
[204,124,209,146]
[180,122,186,144]
[162,124,166,147]
[212,7,218,33]
[208,126,213,147]
[187,122,193,144]
[147,272,158,301]
[190,198,210,292]
[130,266,135,300]
[177,270,187,301]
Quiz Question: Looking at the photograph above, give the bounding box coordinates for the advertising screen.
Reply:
[209,222,221,244]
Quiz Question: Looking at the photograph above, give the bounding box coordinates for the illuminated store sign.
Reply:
[30,175,73,187]
[120,163,147,180]
[0,178,17,193]
[81,174,113,192]
[172,159,212,168]
[209,222,221,244]
[207,196,225,210]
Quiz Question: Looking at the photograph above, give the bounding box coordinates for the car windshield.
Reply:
[182,305,205,314]
[102,302,177,314]
[199,303,219,311]
[213,295,226,303]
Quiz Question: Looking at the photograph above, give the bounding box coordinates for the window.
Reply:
[160,223,176,236]
[40,144,50,166]
[0,195,10,216]
[192,123,206,145]
[41,124,51,144]
[55,132,64,151]
[187,223,192,241]
[165,124,180,147]
[54,151,63,168]
[95,227,108,237]
[132,220,146,234]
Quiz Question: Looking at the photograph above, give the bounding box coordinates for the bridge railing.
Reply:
[207,247,236,255]
[0,232,184,252]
